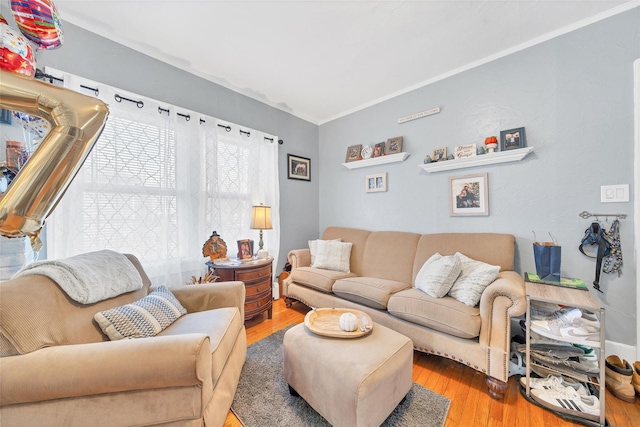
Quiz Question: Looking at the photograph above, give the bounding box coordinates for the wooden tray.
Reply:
[304,308,373,338]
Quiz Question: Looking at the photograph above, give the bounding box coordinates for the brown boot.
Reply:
[605,355,635,402]
[633,361,640,397]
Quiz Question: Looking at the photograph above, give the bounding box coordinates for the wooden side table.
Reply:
[207,257,273,321]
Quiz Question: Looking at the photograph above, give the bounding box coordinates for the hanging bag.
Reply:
[602,219,623,276]
[578,222,611,292]
[533,232,561,282]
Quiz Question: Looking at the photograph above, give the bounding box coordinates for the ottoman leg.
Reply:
[288,384,300,397]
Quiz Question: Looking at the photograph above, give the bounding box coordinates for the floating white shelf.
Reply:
[342,152,410,169]
[418,147,534,173]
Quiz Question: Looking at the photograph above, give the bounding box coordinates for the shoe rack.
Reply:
[523,281,607,427]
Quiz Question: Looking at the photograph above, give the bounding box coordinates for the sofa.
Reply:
[0,253,246,427]
[283,227,526,399]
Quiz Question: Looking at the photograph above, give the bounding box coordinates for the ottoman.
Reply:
[283,322,413,427]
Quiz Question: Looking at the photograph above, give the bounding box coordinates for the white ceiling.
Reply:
[55,1,636,124]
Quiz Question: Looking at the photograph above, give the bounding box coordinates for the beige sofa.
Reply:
[0,254,246,427]
[283,227,526,399]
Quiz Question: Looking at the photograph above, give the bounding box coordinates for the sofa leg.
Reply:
[486,376,507,400]
[284,297,296,308]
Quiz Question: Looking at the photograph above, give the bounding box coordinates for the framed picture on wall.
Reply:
[0,110,12,125]
[345,144,362,162]
[500,127,526,151]
[287,154,311,181]
[385,136,403,155]
[365,172,387,193]
[449,173,489,216]
[432,146,447,162]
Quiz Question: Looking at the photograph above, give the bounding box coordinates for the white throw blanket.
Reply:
[12,250,143,304]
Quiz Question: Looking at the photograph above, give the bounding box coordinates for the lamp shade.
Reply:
[250,205,272,230]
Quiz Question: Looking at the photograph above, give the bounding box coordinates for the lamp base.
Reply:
[257,249,269,259]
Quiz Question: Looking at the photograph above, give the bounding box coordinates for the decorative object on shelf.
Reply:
[432,146,447,162]
[345,144,362,162]
[423,155,432,164]
[500,127,526,151]
[287,154,311,181]
[365,172,387,193]
[237,239,254,260]
[455,144,477,159]
[373,142,385,157]
[385,136,403,155]
[419,146,534,173]
[202,230,228,260]
[477,146,486,155]
[484,136,498,153]
[446,154,454,160]
[250,203,272,259]
[361,145,373,159]
[449,173,489,216]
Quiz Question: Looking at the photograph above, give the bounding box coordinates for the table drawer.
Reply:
[246,281,272,297]
[245,293,272,317]
[236,265,271,282]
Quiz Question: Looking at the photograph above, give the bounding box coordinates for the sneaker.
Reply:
[531,316,601,347]
[520,374,590,398]
[530,360,589,383]
[530,385,600,422]
[530,352,600,375]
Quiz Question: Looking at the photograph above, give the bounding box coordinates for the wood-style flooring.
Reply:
[224,298,640,427]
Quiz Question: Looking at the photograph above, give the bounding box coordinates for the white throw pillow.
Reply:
[448,252,500,307]
[312,240,352,273]
[415,253,462,298]
[309,238,342,265]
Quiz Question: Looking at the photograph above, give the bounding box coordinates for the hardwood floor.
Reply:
[225,298,640,427]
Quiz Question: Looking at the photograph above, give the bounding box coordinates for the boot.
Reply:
[605,355,635,402]
[633,361,640,397]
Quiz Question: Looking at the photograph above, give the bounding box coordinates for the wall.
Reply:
[319,9,639,347]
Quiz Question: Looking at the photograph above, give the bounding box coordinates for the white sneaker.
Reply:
[520,375,590,398]
[531,385,600,422]
[531,313,601,347]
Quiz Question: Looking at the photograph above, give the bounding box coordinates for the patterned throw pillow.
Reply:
[312,240,352,273]
[309,238,342,265]
[415,253,462,298]
[447,252,500,307]
[94,285,187,340]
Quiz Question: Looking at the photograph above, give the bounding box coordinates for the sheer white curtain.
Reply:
[45,68,280,286]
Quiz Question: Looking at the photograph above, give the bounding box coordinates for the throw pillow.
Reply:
[309,238,342,265]
[448,252,500,307]
[312,240,352,273]
[94,285,187,340]
[415,253,462,298]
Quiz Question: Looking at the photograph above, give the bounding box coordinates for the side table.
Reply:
[207,257,273,321]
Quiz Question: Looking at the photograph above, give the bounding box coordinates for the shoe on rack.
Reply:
[530,359,589,383]
[633,361,640,397]
[605,355,636,402]
[530,385,600,422]
[530,315,600,347]
[519,374,590,398]
[529,352,599,375]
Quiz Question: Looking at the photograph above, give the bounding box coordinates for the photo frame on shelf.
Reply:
[287,154,311,181]
[385,136,403,155]
[345,144,362,162]
[500,127,526,151]
[237,239,253,260]
[365,172,387,193]
[432,146,447,162]
[449,173,489,216]
[373,142,385,157]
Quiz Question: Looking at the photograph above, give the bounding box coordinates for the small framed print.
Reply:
[454,144,476,159]
[345,144,362,162]
[237,239,253,260]
[366,172,387,193]
[449,173,489,216]
[500,127,526,151]
[0,110,12,125]
[287,154,311,181]
[385,136,403,155]
[373,142,385,157]
[432,147,447,162]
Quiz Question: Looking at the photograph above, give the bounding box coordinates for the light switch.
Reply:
[601,184,629,203]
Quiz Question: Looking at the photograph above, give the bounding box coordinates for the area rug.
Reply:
[231,325,451,427]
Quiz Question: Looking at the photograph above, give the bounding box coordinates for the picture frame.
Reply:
[365,172,387,193]
[385,136,403,155]
[432,146,447,162]
[454,143,476,159]
[237,239,253,260]
[0,109,12,125]
[287,154,311,181]
[373,142,385,157]
[500,127,526,151]
[449,173,489,216]
[345,144,362,162]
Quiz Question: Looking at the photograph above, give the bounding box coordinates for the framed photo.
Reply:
[237,239,253,260]
[385,136,403,155]
[449,173,489,216]
[366,172,387,193]
[432,146,447,162]
[373,142,385,157]
[454,144,476,159]
[0,109,12,125]
[345,144,362,162]
[500,127,526,151]
[287,154,311,181]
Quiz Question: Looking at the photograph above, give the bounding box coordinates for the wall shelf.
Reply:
[417,147,534,173]
[342,152,410,169]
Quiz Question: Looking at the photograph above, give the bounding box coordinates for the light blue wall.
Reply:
[319,9,639,346]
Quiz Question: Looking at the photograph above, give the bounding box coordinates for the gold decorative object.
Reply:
[188,270,219,285]
[202,231,227,260]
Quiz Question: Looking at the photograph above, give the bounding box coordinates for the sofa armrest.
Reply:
[171,281,246,319]
[0,334,213,406]
[288,249,311,269]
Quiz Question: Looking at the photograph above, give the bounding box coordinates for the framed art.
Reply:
[385,136,403,155]
[237,239,253,260]
[373,142,385,157]
[366,172,387,193]
[500,127,526,151]
[0,109,12,125]
[454,143,476,159]
[432,146,447,162]
[345,144,362,162]
[287,154,311,181]
[449,173,489,216]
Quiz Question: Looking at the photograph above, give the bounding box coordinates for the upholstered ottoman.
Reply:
[283,322,413,427]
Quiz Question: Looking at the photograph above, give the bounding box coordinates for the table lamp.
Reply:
[250,204,272,259]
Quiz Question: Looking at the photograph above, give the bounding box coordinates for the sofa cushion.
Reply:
[448,253,500,307]
[94,286,187,340]
[159,306,243,389]
[309,238,341,265]
[360,231,421,284]
[290,267,356,293]
[332,277,411,310]
[415,253,461,298]
[312,240,353,272]
[387,288,481,339]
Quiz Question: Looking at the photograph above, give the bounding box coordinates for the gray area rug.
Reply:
[231,325,451,427]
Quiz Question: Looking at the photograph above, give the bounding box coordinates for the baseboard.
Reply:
[606,340,637,362]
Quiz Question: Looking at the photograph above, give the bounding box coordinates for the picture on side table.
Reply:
[345,144,362,162]
[287,154,311,181]
[366,172,387,193]
[500,127,526,151]
[449,173,489,216]
[237,239,253,260]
